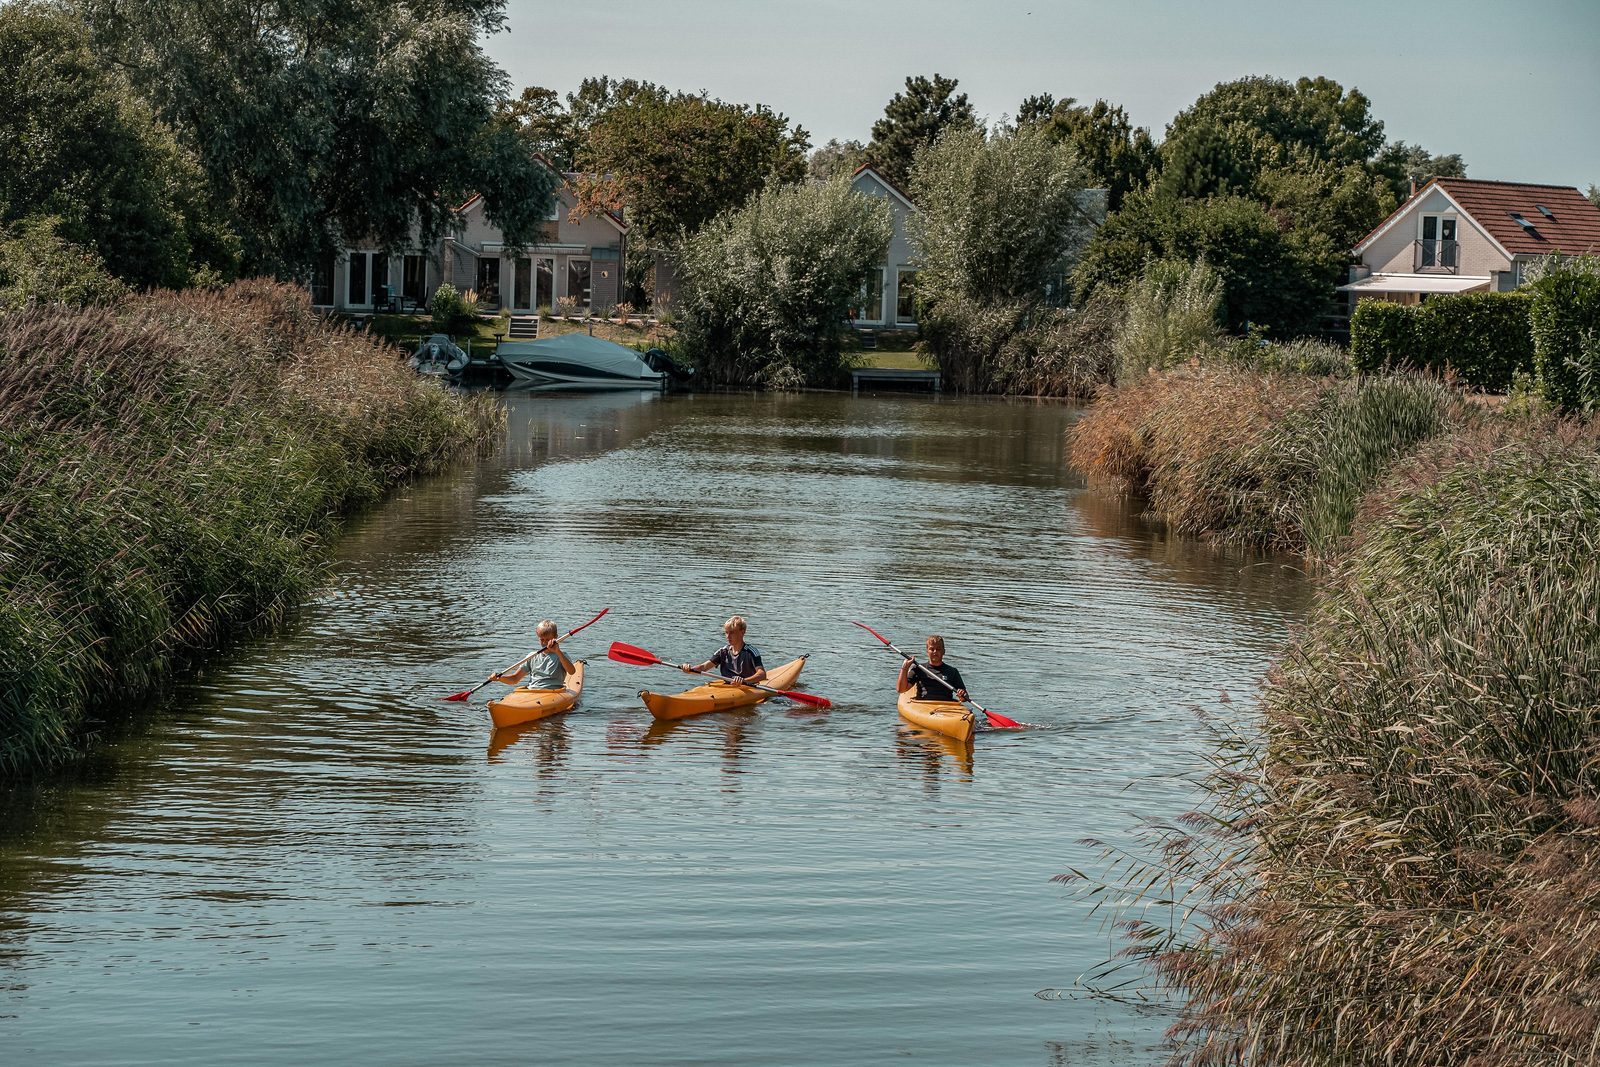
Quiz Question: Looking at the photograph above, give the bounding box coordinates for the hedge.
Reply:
[1349,290,1534,391]
[1530,263,1600,413]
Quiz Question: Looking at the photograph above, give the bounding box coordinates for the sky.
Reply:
[486,0,1600,189]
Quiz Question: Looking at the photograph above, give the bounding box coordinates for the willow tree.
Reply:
[909,125,1092,392]
[76,0,555,276]
[676,178,891,388]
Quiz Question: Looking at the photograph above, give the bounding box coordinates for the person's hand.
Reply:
[956,689,969,702]
[680,664,695,674]
[543,636,561,652]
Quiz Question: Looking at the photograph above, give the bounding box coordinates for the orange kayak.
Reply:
[640,656,808,721]
[897,689,975,743]
[486,660,585,729]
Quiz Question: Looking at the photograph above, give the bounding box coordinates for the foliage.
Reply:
[0,218,130,312]
[429,283,468,331]
[0,281,500,774]
[1220,330,1351,377]
[987,289,1124,398]
[1373,140,1468,203]
[1075,191,1337,336]
[675,178,891,388]
[907,125,1092,392]
[1017,96,1159,211]
[79,0,556,277]
[0,2,238,288]
[807,139,870,182]
[1073,423,1600,1065]
[1112,258,1224,382]
[1529,255,1600,412]
[573,88,808,243]
[1589,184,1600,209]
[866,73,981,189]
[1350,290,1536,391]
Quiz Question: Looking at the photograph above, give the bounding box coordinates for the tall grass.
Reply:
[1113,259,1224,384]
[1069,425,1600,1065]
[0,280,500,774]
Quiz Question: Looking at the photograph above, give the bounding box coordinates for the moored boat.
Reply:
[896,689,975,743]
[486,660,585,729]
[498,333,665,390]
[640,656,808,721]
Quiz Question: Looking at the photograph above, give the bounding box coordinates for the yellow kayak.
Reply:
[640,656,808,721]
[486,661,585,729]
[897,689,975,743]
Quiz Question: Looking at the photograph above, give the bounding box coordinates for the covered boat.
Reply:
[497,333,666,390]
[640,656,808,721]
[410,334,468,378]
[485,661,585,729]
[896,689,975,743]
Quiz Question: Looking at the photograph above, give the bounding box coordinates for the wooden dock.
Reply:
[850,368,941,394]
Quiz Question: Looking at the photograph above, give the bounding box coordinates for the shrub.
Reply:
[1222,331,1351,377]
[1349,290,1535,391]
[429,282,466,330]
[1112,258,1224,383]
[0,217,129,311]
[1529,255,1600,412]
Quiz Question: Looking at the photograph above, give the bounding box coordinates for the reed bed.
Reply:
[1072,426,1600,1065]
[0,280,499,774]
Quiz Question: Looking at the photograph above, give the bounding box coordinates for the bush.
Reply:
[677,176,892,388]
[1349,290,1535,391]
[429,282,476,332]
[1529,255,1600,412]
[0,217,129,311]
[1222,331,1351,377]
[1112,258,1224,382]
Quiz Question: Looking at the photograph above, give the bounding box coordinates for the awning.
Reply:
[1337,274,1491,295]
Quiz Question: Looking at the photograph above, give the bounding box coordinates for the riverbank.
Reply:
[0,280,500,775]
[1067,366,1600,1062]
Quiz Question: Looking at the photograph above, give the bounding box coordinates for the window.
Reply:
[854,269,884,323]
[536,258,554,310]
[371,256,389,308]
[1536,204,1555,220]
[346,252,368,307]
[403,255,427,305]
[476,257,501,308]
[1419,216,1458,269]
[1509,212,1541,236]
[895,269,919,324]
[311,256,335,306]
[514,257,532,309]
[567,258,592,306]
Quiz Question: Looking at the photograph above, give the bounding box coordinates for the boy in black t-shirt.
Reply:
[684,615,768,685]
[897,635,969,702]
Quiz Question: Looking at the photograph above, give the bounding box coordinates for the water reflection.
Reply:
[895,724,975,781]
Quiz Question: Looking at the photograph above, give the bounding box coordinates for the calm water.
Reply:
[0,390,1309,1065]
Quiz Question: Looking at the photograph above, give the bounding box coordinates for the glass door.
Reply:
[514,257,533,312]
[536,257,554,311]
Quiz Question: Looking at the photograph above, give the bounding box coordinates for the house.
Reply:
[1342,177,1600,304]
[310,165,629,315]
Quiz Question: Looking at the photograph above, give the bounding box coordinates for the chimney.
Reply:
[1409,177,1417,200]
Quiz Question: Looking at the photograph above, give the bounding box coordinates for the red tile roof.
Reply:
[1433,178,1600,256]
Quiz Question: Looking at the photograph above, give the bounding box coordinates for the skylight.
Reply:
[1537,204,1555,219]
[1509,212,1540,233]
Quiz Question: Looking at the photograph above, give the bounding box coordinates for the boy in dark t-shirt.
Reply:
[897,635,969,702]
[684,615,768,685]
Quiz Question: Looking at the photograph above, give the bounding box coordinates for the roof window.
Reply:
[1509,212,1541,235]
[1536,204,1555,219]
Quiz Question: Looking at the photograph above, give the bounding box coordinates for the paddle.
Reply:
[606,641,832,709]
[851,621,1024,729]
[442,608,610,702]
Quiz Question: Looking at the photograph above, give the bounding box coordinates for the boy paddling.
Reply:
[897,635,970,704]
[683,615,768,686]
[493,619,576,689]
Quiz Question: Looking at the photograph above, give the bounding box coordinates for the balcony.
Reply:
[1414,239,1460,274]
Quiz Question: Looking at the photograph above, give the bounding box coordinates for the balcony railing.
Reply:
[1414,239,1460,274]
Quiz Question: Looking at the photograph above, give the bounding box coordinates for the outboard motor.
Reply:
[643,347,694,383]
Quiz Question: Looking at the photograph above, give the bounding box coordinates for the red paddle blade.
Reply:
[983,709,1023,728]
[567,607,610,638]
[779,689,831,709]
[442,691,471,702]
[607,641,666,667]
[851,620,892,646]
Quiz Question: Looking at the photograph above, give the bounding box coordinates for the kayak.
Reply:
[897,689,975,743]
[640,656,808,721]
[486,660,585,729]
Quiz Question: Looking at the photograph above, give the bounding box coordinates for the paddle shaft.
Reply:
[452,608,609,701]
[852,622,1010,727]
[607,642,828,708]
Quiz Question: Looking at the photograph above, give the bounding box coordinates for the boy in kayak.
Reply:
[683,615,767,685]
[897,635,969,703]
[493,619,575,689]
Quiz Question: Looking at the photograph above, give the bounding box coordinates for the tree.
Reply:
[79,0,556,277]
[498,86,580,170]
[0,217,130,311]
[808,139,869,182]
[867,74,981,188]
[1075,191,1337,337]
[573,90,808,242]
[676,178,892,388]
[1158,75,1388,205]
[1022,96,1159,210]
[908,125,1092,390]
[1589,185,1600,208]
[0,2,236,288]
[1374,141,1467,203]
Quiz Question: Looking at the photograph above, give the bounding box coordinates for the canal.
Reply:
[0,390,1309,1065]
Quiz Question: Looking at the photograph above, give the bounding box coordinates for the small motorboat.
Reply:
[497,333,666,390]
[410,334,468,378]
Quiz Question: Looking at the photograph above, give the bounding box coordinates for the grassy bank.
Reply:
[0,280,500,775]
[1066,368,1600,1062]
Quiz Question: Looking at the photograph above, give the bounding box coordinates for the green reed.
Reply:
[0,281,500,774]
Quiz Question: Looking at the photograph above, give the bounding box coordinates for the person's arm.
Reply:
[546,637,575,675]
[896,659,915,693]
[742,650,766,686]
[682,650,719,674]
[492,664,529,685]
[947,665,969,702]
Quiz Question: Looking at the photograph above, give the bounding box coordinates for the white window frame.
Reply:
[565,256,592,307]
[855,268,886,325]
[345,250,379,309]
[895,268,919,325]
